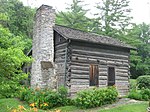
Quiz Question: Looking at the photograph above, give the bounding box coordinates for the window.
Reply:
[89,65,99,86]
[108,67,115,86]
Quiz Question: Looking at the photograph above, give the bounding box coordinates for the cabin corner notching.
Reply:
[26,5,135,97]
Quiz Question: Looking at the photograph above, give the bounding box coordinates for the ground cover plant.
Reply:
[128,76,150,101]
[75,86,118,108]
[19,86,71,110]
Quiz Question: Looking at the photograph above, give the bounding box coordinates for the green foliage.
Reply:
[128,89,150,101]
[56,0,92,32]
[140,89,150,101]
[129,79,137,90]
[19,86,71,109]
[0,78,25,99]
[128,90,142,100]
[0,0,34,53]
[137,75,150,89]
[0,24,31,98]
[94,0,132,37]
[0,0,35,38]
[0,1,32,98]
[128,76,150,101]
[75,86,118,108]
[128,77,150,101]
[124,23,150,78]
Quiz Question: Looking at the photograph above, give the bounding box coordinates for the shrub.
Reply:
[128,90,142,100]
[75,86,118,108]
[137,75,150,89]
[0,81,22,99]
[128,89,150,101]
[19,86,71,109]
[129,79,137,90]
[140,89,150,101]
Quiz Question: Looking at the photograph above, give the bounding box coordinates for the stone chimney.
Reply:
[31,5,56,89]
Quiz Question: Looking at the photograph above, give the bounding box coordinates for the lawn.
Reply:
[0,98,45,112]
[99,102,148,112]
[0,98,148,112]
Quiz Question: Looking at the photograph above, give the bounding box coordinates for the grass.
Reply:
[0,98,148,112]
[0,98,44,112]
[42,102,149,112]
[99,102,148,112]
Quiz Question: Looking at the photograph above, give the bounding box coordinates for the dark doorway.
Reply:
[108,67,115,86]
[89,65,99,86]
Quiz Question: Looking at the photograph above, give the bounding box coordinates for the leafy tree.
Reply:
[0,0,34,53]
[123,23,150,78]
[94,0,132,37]
[0,0,35,38]
[56,0,92,32]
[0,12,31,98]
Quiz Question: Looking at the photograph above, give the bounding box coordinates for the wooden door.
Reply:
[90,65,99,86]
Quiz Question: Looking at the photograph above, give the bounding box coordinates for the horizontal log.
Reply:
[72,45,129,56]
[99,68,108,72]
[99,72,108,76]
[55,42,67,50]
[71,64,108,71]
[99,76,107,80]
[71,79,89,85]
[115,81,129,84]
[99,80,107,85]
[71,57,129,67]
[116,76,129,81]
[69,62,90,67]
[55,48,66,53]
[72,53,128,63]
[116,69,129,73]
[70,65,89,71]
[71,69,89,75]
[71,74,89,79]
[116,72,128,77]
[72,49,129,60]
[71,58,104,65]
[117,66,129,70]
[55,52,66,57]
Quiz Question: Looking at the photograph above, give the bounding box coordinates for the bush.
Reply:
[0,81,22,99]
[128,90,142,100]
[128,89,150,101]
[137,75,150,89]
[19,86,71,109]
[129,79,137,90]
[140,89,150,101]
[75,86,118,108]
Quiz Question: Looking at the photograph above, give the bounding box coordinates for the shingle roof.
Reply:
[54,24,135,49]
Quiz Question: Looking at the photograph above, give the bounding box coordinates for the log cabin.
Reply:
[23,5,135,96]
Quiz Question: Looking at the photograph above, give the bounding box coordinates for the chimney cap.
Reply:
[36,4,54,12]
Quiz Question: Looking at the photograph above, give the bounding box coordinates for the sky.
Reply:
[21,0,150,24]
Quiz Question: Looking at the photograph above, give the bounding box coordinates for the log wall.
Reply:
[69,41,130,96]
[54,42,67,87]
